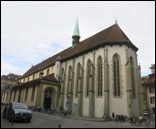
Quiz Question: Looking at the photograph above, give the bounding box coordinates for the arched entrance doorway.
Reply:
[44,89,53,110]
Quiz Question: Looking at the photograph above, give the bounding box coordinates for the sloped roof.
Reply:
[12,73,59,90]
[1,73,21,80]
[22,23,138,77]
[42,73,59,83]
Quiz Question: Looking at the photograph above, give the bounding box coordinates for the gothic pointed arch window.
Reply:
[130,56,136,98]
[67,66,73,95]
[76,63,81,97]
[113,54,121,97]
[97,56,103,96]
[86,59,92,97]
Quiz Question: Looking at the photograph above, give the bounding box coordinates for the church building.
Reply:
[10,20,143,118]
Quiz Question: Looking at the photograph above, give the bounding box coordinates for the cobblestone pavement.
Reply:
[1,106,155,128]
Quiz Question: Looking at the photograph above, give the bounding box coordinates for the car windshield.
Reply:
[13,103,28,109]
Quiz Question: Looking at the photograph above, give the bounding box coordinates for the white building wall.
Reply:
[60,44,139,117]
[62,59,73,109]
[73,56,83,102]
[94,47,105,117]
[82,52,94,116]
[107,45,128,115]
[127,47,140,115]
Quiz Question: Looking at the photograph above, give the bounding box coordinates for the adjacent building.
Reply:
[8,21,143,118]
[142,64,155,115]
[1,73,21,104]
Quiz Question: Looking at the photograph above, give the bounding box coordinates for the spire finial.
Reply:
[72,18,80,47]
[73,18,80,37]
[115,17,118,24]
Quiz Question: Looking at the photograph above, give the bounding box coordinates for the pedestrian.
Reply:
[118,115,121,122]
[112,112,115,120]
[58,124,61,128]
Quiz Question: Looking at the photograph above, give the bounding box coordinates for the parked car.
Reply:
[2,102,32,122]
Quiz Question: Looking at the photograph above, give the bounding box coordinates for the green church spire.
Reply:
[73,18,80,37]
[72,18,80,48]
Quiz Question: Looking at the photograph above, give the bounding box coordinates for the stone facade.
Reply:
[4,22,143,118]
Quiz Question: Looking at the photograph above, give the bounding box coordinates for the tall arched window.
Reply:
[130,56,136,98]
[67,66,72,95]
[97,56,103,96]
[86,60,92,97]
[76,63,81,97]
[113,54,121,96]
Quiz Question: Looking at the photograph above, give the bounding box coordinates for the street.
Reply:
[1,109,155,128]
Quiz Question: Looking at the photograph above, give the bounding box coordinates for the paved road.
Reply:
[1,109,155,128]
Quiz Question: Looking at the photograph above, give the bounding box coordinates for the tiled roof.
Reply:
[22,23,138,77]
[42,73,59,83]
[12,74,59,90]
[1,73,21,80]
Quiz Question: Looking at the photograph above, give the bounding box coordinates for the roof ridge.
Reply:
[22,23,138,78]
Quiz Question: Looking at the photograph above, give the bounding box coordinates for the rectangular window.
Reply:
[150,97,155,104]
[149,87,155,93]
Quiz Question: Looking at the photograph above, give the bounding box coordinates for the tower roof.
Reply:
[73,18,80,37]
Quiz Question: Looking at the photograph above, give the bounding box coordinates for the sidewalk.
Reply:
[72,115,104,122]
[32,110,155,128]
[72,115,155,128]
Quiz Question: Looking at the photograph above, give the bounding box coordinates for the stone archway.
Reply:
[43,88,56,110]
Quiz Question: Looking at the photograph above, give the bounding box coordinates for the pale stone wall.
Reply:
[60,45,140,117]
[107,45,128,115]
[13,44,140,118]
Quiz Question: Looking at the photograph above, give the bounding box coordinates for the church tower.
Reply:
[72,18,80,47]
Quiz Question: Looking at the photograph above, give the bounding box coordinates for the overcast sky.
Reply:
[1,1,155,77]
